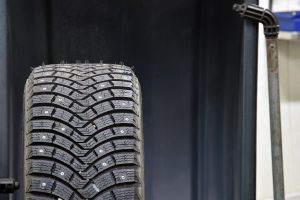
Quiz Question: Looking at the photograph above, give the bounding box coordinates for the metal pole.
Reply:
[266,38,285,200]
[233,4,285,200]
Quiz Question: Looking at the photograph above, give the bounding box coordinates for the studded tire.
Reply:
[23,64,144,200]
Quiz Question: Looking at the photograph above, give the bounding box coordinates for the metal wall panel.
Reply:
[4,0,258,199]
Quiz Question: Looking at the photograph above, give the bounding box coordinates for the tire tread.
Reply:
[24,64,143,200]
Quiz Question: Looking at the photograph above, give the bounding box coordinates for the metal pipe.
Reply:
[266,38,285,200]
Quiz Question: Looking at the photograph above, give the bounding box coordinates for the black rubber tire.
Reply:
[23,64,144,200]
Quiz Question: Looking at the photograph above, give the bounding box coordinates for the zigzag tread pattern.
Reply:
[24,64,143,200]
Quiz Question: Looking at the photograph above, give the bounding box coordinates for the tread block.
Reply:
[113,187,139,200]
[26,177,54,193]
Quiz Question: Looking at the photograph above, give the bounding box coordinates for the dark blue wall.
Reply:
[2,0,258,199]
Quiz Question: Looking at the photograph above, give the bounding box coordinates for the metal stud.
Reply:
[122,102,126,106]
[120,129,125,134]
[121,175,126,180]
[99,149,104,154]
[44,110,49,114]
[42,135,47,140]
[92,184,100,193]
[41,182,46,187]
[40,79,44,82]
[58,98,63,102]
[98,96,103,99]
[61,127,66,131]
[39,149,44,153]
[42,87,47,91]
[102,162,107,167]
[125,118,129,121]
[60,172,64,176]
[100,84,105,87]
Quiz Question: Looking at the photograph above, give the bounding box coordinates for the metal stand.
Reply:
[233,3,285,200]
